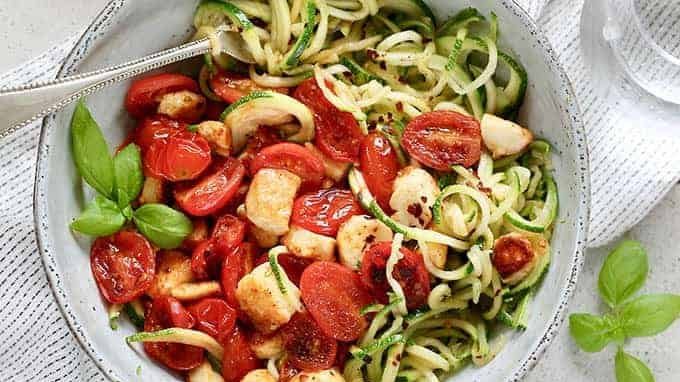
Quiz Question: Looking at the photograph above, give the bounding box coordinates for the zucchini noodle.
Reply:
[190,2,556,381]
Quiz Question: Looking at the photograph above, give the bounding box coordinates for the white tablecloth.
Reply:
[2,0,679,380]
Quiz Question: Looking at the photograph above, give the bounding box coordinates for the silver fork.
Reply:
[0,30,253,139]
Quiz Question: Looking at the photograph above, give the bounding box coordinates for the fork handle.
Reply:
[0,37,211,139]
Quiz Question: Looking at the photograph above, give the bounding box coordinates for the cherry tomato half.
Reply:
[210,71,287,104]
[492,233,534,278]
[401,110,482,170]
[360,242,430,309]
[90,231,155,304]
[293,78,363,163]
[300,261,373,341]
[291,189,364,237]
[191,240,223,280]
[282,311,338,372]
[220,246,244,308]
[188,298,237,342]
[144,296,204,371]
[145,131,212,181]
[221,326,261,382]
[125,73,199,118]
[359,133,400,211]
[250,143,325,190]
[277,253,313,286]
[212,214,247,256]
[133,115,185,153]
[174,158,246,216]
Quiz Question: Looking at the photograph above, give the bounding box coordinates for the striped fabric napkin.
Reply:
[2,0,678,380]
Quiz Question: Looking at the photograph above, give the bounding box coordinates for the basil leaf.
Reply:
[615,349,654,382]
[114,144,144,208]
[619,294,680,338]
[71,99,115,199]
[70,195,126,236]
[132,204,192,249]
[599,240,648,308]
[569,313,621,352]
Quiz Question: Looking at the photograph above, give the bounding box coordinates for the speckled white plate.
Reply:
[34,0,589,381]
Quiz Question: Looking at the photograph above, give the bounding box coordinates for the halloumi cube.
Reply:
[289,369,346,382]
[236,262,302,333]
[241,369,276,382]
[246,169,302,236]
[281,225,336,262]
[337,215,393,270]
[147,250,194,298]
[157,90,206,122]
[480,114,533,159]
[389,166,440,228]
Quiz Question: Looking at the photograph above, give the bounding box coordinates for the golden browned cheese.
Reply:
[147,250,194,298]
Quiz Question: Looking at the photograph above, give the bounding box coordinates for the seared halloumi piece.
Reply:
[337,215,393,270]
[389,166,440,228]
[281,225,336,262]
[147,250,194,298]
[305,142,351,182]
[289,369,346,382]
[157,90,206,122]
[138,177,165,205]
[236,262,302,334]
[196,120,232,156]
[241,369,276,382]
[480,114,533,159]
[246,169,302,236]
[249,332,284,359]
[187,360,224,382]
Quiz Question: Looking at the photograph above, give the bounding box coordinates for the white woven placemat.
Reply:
[1,0,678,380]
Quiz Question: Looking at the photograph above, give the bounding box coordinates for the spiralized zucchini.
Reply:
[191,2,555,381]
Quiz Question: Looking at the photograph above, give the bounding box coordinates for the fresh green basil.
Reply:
[618,294,680,338]
[599,240,648,308]
[132,204,192,249]
[569,313,621,353]
[114,143,144,209]
[71,100,115,199]
[615,348,654,382]
[70,195,126,236]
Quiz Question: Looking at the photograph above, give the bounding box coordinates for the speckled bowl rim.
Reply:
[34,0,590,381]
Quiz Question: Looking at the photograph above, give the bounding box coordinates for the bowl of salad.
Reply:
[34,0,589,381]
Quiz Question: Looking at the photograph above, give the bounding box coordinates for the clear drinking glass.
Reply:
[582,0,680,123]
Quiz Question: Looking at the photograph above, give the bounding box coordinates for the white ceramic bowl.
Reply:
[34,1,590,381]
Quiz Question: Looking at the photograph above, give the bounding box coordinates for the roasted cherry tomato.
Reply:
[250,143,325,190]
[282,311,338,372]
[221,326,261,382]
[191,240,223,280]
[492,233,534,278]
[359,133,400,211]
[188,298,237,342]
[401,110,482,170]
[277,253,313,286]
[210,71,287,104]
[278,357,301,382]
[291,188,364,236]
[174,158,246,216]
[300,261,373,341]
[144,296,204,371]
[239,127,282,172]
[360,242,430,309]
[125,73,199,118]
[293,78,363,163]
[220,246,244,308]
[145,130,212,181]
[212,214,247,256]
[133,115,185,152]
[90,231,155,304]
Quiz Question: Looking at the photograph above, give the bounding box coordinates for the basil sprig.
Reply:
[69,100,192,248]
[569,240,680,381]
